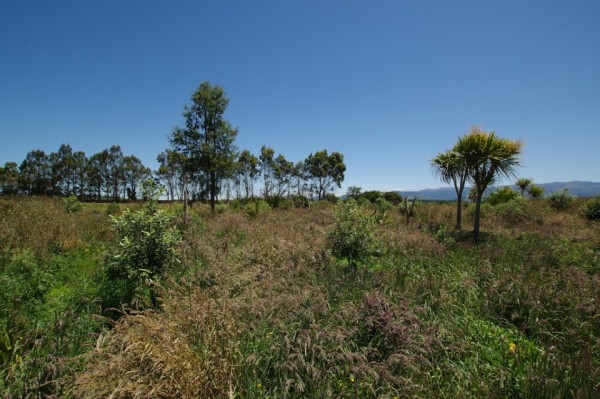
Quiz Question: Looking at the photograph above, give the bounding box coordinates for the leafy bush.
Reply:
[105,202,120,215]
[244,200,271,218]
[102,181,180,310]
[383,191,403,205]
[359,190,382,204]
[547,189,575,210]
[486,186,519,205]
[494,197,529,225]
[290,194,310,209]
[63,195,82,213]
[374,197,392,224]
[324,193,338,203]
[527,184,545,198]
[327,199,379,266]
[583,197,600,221]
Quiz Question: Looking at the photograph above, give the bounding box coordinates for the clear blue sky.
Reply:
[1,0,599,194]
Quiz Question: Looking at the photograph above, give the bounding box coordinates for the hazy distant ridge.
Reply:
[397,181,600,201]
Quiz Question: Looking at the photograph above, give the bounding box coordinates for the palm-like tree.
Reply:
[458,127,523,243]
[431,149,468,230]
[515,177,533,196]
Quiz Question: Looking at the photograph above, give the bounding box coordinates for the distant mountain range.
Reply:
[397,181,600,201]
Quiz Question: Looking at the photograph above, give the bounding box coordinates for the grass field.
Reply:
[1,196,598,398]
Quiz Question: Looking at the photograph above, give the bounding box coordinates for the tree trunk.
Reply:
[183,186,189,219]
[210,171,217,212]
[455,198,462,230]
[473,195,483,244]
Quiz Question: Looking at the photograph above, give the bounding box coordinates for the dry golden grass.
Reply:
[72,285,239,399]
[0,196,115,255]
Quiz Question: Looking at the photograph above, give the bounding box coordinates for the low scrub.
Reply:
[583,197,600,221]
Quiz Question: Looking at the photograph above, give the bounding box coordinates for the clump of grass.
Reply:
[583,197,600,221]
[327,199,379,267]
[548,189,575,210]
[73,284,240,398]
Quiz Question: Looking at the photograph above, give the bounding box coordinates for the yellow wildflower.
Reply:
[509,342,516,353]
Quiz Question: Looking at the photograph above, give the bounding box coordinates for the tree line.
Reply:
[0,82,346,206]
[0,144,151,201]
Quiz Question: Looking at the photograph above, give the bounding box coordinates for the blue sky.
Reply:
[1,0,599,193]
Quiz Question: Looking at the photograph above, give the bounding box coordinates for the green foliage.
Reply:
[383,191,402,205]
[583,197,600,221]
[105,202,120,215]
[345,185,361,200]
[527,184,545,198]
[547,189,575,210]
[3,195,600,398]
[486,186,519,205]
[62,195,82,212]
[103,183,180,310]
[515,177,533,196]
[373,197,392,224]
[359,190,382,203]
[323,193,338,203]
[244,199,271,218]
[169,81,238,211]
[304,150,346,200]
[494,196,529,225]
[290,194,310,209]
[327,200,379,266]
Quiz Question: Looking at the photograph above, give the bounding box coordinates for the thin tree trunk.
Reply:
[473,195,482,243]
[210,171,217,212]
[456,198,462,230]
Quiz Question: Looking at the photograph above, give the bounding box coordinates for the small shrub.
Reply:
[383,191,403,205]
[244,200,271,218]
[324,193,338,203]
[102,181,181,311]
[434,224,455,244]
[265,195,285,208]
[494,197,529,225]
[486,186,519,206]
[63,195,82,213]
[527,185,545,198]
[583,197,600,221]
[106,202,120,215]
[290,194,310,209]
[374,197,392,224]
[327,199,379,266]
[548,189,575,210]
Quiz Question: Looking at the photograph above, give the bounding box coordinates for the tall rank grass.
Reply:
[0,196,117,397]
[2,196,599,397]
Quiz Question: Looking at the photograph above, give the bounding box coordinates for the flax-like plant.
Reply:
[456,128,523,243]
[431,149,468,230]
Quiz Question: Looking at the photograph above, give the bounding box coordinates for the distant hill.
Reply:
[397,181,600,201]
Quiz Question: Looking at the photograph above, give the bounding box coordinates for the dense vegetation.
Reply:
[1,193,598,398]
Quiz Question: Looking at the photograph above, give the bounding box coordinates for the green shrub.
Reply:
[106,202,121,215]
[102,181,180,310]
[383,191,403,205]
[374,197,392,224]
[486,186,519,205]
[327,199,378,266]
[63,195,82,213]
[494,197,529,225]
[583,197,600,221]
[324,193,338,203]
[527,185,545,198]
[359,190,382,204]
[290,195,310,209]
[244,200,271,218]
[547,189,575,210]
[466,202,492,219]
